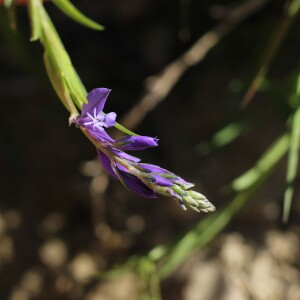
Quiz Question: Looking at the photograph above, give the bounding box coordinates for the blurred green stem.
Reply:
[158,133,289,278]
[138,258,162,300]
[241,0,300,107]
[195,121,248,157]
[283,74,300,222]
[99,134,289,281]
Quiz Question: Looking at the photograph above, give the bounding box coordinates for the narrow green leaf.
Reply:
[195,121,247,156]
[138,258,162,300]
[283,75,300,222]
[43,52,68,109]
[28,0,41,41]
[38,4,87,108]
[231,134,289,192]
[52,0,104,31]
[287,0,300,17]
[98,133,289,281]
[114,122,139,136]
[241,0,300,108]
[27,0,143,138]
[212,122,244,147]
[63,72,87,108]
[158,133,289,279]
[43,51,78,115]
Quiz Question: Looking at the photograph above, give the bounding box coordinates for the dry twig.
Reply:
[120,0,272,131]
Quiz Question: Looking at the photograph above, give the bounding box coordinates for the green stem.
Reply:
[158,133,289,279]
[283,74,300,222]
[114,122,139,136]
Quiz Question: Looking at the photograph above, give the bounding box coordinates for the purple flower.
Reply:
[76,88,116,142]
[75,87,215,213]
[96,146,214,211]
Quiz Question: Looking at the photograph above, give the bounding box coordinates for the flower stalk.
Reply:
[74,88,215,213]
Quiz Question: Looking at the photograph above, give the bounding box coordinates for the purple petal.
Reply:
[138,163,171,174]
[75,116,89,127]
[82,88,111,116]
[116,169,157,198]
[114,136,159,151]
[103,112,117,127]
[111,148,141,162]
[137,163,193,187]
[88,127,115,143]
[97,150,118,178]
[115,162,129,173]
[150,174,173,187]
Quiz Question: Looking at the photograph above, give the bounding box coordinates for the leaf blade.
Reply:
[51,0,104,31]
[283,74,300,222]
[28,0,41,41]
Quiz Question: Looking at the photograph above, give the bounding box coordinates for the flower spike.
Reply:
[74,88,215,213]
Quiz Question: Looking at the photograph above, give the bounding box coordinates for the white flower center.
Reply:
[84,108,106,131]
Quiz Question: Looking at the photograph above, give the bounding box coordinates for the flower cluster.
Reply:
[73,88,215,212]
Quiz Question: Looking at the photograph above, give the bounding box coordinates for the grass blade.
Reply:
[138,258,162,300]
[195,121,247,156]
[28,0,41,41]
[230,134,289,192]
[114,122,139,136]
[241,0,300,108]
[283,74,300,222]
[96,134,289,280]
[38,3,87,109]
[158,133,289,279]
[52,0,104,31]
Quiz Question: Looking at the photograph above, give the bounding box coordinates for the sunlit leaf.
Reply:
[52,0,104,31]
[38,3,87,109]
[43,51,78,115]
[28,0,41,41]
[43,51,68,108]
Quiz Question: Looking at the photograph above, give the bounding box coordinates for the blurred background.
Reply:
[0,0,300,299]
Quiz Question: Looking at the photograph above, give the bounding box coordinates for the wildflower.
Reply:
[76,88,116,142]
[75,88,215,213]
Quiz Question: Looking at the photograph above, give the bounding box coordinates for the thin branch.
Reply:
[120,0,272,131]
[241,0,299,108]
